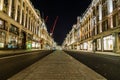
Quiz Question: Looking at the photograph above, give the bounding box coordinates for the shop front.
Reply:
[26,34,32,49]
[83,42,88,50]
[97,38,102,51]
[0,31,5,48]
[80,44,83,50]
[103,35,114,51]
[8,34,18,49]
[88,41,93,51]
[21,31,26,49]
[8,25,19,49]
[0,19,6,49]
[32,36,40,49]
[26,41,32,49]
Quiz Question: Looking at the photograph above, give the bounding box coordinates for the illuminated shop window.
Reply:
[0,31,5,48]
[88,41,93,51]
[97,39,101,50]
[83,42,88,50]
[103,35,114,51]
[8,35,18,49]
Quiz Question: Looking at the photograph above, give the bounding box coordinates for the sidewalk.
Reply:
[0,49,42,57]
[8,51,107,80]
[69,50,120,56]
[95,51,120,56]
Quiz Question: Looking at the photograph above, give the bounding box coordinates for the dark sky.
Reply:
[30,0,91,45]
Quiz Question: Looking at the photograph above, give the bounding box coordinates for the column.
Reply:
[101,36,104,52]
[15,0,18,21]
[113,32,118,53]
[77,42,79,50]
[8,0,12,16]
[99,4,102,33]
[0,0,4,11]
[23,5,26,27]
[72,30,75,43]
[20,0,23,24]
[27,10,29,29]
[107,0,113,14]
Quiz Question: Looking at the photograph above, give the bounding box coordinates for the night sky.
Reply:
[30,0,91,45]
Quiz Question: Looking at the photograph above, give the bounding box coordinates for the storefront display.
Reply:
[88,41,93,51]
[32,42,36,48]
[0,31,5,48]
[0,19,7,30]
[8,34,18,48]
[26,41,32,49]
[97,39,101,50]
[26,34,33,49]
[80,44,83,50]
[83,42,88,50]
[103,35,114,51]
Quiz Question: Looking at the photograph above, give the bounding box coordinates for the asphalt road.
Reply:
[0,50,53,80]
[65,51,120,80]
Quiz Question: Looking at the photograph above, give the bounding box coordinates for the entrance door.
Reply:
[21,31,26,49]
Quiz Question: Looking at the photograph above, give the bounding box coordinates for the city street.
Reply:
[0,0,120,80]
[0,50,53,80]
[9,50,106,80]
[65,51,120,80]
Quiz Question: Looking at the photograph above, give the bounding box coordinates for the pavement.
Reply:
[0,49,42,56]
[8,50,107,80]
[68,50,120,56]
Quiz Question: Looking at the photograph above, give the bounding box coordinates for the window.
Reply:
[25,14,28,28]
[93,8,96,16]
[0,19,5,29]
[0,31,6,48]
[102,0,106,5]
[97,24,100,34]
[103,35,114,51]
[113,13,117,27]
[11,0,15,19]
[22,10,24,26]
[113,0,119,9]
[0,19,7,30]
[102,20,108,32]
[23,2,25,7]
[113,12,120,27]
[102,5,108,17]
[3,0,8,13]
[8,34,18,49]
[9,25,19,35]
[97,38,101,50]
[17,6,20,23]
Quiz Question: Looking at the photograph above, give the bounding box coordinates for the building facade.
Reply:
[0,0,54,50]
[63,0,120,53]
